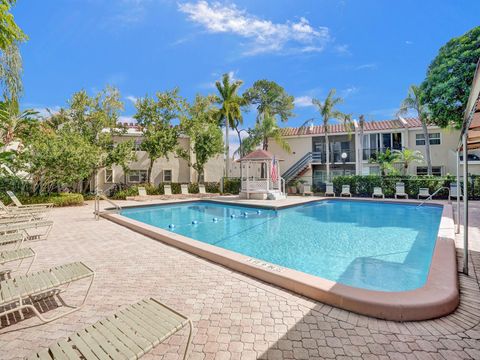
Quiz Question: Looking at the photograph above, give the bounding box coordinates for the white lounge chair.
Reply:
[6,191,53,209]
[163,184,172,196]
[302,184,313,196]
[325,183,335,197]
[181,184,190,195]
[0,200,48,218]
[0,219,54,241]
[340,185,352,197]
[199,184,207,195]
[27,298,192,360]
[138,186,147,197]
[372,187,385,199]
[0,247,36,275]
[394,182,408,199]
[0,262,94,324]
[449,183,462,200]
[418,188,431,199]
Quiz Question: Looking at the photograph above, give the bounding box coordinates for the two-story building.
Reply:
[267,117,480,188]
[97,124,224,193]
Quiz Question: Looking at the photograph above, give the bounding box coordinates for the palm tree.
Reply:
[398,85,432,175]
[373,148,398,176]
[215,73,243,176]
[357,114,365,175]
[393,148,424,175]
[312,89,344,181]
[0,98,37,147]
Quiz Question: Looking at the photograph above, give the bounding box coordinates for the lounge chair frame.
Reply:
[340,185,352,197]
[394,182,408,199]
[181,184,190,195]
[324,183,335,197]
[0,262,95,324]
[0,220,54,241]
[0,247,36,275]
[164,184,172,196]
[6,191,53,209]
[417,188,431,200]
[302,184,314,196]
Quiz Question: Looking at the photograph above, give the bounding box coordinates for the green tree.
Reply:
[0,0,27,51]
[421,26,480,128]
[243,79,294,123]
[372,148,398,176]
[177,95,224,182]
[398,85,433,175]
[0,43,22,101]
[25,129,100,193]
[393,148,424,175]
[0,98,37,146]
[134,88,185,184]
[312,89,345,181]
[241,110,291,153]
[215,73,243,176]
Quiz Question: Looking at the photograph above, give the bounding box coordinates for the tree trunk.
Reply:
[197,168,203,183]
[421,120,432,175]
[236,128,243,157]
[148,158,154,184]
[325,126,330,181]
[358,123,364,175]
[225,118,230,178]
[263,137,268,151]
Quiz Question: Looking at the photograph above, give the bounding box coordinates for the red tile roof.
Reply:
[239,149,275,161]
[280,117,422,136]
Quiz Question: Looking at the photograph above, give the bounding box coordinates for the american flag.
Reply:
[270,155,278,182]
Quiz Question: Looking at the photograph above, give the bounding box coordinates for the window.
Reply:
[105,168,113,183]
[163,169,172,182]
[128,170,148,183]
[416,133,441,146]
[416,166,442,176]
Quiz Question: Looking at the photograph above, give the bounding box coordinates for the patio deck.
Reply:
[2,197,480,360]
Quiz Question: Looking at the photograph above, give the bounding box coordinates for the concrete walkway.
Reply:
[1,198,480,359]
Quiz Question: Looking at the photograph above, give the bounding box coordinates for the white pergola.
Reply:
[456,59,480,275]
[238,149,285,200]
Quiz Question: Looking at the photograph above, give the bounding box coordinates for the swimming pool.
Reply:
[121,200,442,292]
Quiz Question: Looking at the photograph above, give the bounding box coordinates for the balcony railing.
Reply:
[311,149,355,163]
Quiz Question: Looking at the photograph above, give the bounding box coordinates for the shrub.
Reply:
[1,192,84,207]
[0,176,31,194]
[223,177,241,194]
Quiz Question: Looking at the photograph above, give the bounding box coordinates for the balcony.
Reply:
[311,150,355,164]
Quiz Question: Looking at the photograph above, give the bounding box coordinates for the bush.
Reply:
[331,175,457,198]
[223,177,241,194]
[0,176,31,194]
[1,192,84,207]
[110,182,222,199]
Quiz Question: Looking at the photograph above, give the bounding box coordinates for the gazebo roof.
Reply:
[238,149,283,162]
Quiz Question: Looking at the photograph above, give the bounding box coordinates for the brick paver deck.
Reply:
[1,199,480,359]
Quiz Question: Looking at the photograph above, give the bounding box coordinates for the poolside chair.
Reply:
[302,184,314,196]
[6,191,53,209]
[372,187,385,199]
[340,185,352,197]
[137,186,147,197]
[0,200,49,219]
[181,184,190,195]
[27,298,192,360]
[0,247,36,275]
[417,188,431,200]
[0,262,94,325]
[449,183,463,200]
[199,184,207,195]
[0,232,25,249]
[324,183,335,197]
[0,219,54,241]
[164,184,172,196]
[394,182,408,199]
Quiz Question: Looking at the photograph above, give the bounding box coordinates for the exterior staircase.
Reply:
[282,152,322,184]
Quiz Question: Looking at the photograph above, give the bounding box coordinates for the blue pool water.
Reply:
[121,200,442,292]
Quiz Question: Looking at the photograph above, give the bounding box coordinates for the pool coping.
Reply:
[102,198,459,321]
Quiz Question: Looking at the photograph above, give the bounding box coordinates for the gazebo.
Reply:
[238,149,286,200]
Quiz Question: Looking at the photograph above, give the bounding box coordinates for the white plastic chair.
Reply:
[372,187,384,199]
[394,182,408,199]
[417,188,431,199]
[325,183,335,197]
[340,185,352,197]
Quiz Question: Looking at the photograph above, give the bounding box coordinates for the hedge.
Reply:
[223,177,241,194]
[0,176,31,195]
[110,182,222,200]
[330,175,459,198]
[1,193,85,207]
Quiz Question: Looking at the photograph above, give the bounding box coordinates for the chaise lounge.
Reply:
[394,182,408,199]
[27,298,192,360]
[7,191,53,210]
[372,187,385,199]
[324,183,335,197]
[340,185,352,197]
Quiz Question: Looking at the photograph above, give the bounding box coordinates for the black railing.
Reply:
[362,146,402,161]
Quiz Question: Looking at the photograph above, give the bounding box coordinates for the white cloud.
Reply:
[178,1,330,55]
[294,96,314,107]
[355,63,377,70]
[126,95,138,104]
[405,40,413,45]
[334,44,350,55]
[341,86,358,98]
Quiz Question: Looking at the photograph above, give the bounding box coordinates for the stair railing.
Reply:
[94,192,122,220]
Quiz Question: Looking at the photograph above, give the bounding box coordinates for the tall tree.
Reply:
[398,85,433,175]
[393,148,424,175]
[0,0,27,51]
[215,73,243,177]
[177,95,224,182]
[0,98,37,146]
[372,148,398,176]
[243,79,294,123]
[0,43,22,101]
[134,88,185,184]
[358,114,365,175]
[421,26,480,128]
[312,89,344,181]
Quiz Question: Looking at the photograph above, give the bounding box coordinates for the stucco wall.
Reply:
[268,136,313,175]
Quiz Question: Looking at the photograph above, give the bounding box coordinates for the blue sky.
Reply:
[14,0,480,132]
